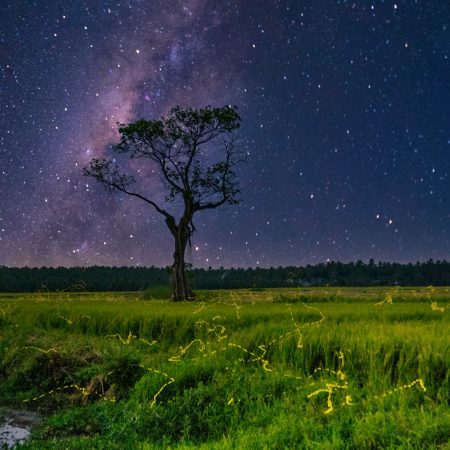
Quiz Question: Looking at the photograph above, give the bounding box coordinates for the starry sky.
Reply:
[1,1,449,268]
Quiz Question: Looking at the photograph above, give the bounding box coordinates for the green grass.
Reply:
[0,287,449,449]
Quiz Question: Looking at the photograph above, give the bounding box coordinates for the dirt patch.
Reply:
[0,410,40,448]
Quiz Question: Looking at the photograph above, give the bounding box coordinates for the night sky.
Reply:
[1,1,449,268]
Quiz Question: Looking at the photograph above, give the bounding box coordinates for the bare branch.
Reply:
[83,158,174,221]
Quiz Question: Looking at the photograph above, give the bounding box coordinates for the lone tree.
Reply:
[83,105,244,301]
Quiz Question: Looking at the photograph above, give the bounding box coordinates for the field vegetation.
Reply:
[0,287,449,449]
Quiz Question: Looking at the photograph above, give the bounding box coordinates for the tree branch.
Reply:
[83,158,175,222]
[111,183,174,221]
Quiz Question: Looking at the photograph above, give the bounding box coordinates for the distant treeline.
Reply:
[1,260,450,292]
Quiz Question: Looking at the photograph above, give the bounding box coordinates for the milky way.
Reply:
[1,1,449,268]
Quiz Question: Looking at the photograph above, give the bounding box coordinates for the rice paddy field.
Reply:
[0,287,449,449]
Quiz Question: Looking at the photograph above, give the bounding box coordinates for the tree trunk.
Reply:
[170,229,194,301]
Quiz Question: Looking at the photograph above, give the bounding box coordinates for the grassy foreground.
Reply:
[0,287,449,449]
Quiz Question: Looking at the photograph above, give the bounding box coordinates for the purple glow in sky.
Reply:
[1,1,449,268]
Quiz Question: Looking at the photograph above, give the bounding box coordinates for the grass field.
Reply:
[0,287,449,449]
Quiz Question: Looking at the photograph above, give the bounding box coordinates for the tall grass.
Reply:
[0,288,448,449]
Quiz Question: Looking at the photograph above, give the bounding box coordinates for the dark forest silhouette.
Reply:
[1,260,450,293]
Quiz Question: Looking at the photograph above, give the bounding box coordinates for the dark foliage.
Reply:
[1,259,450,292]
